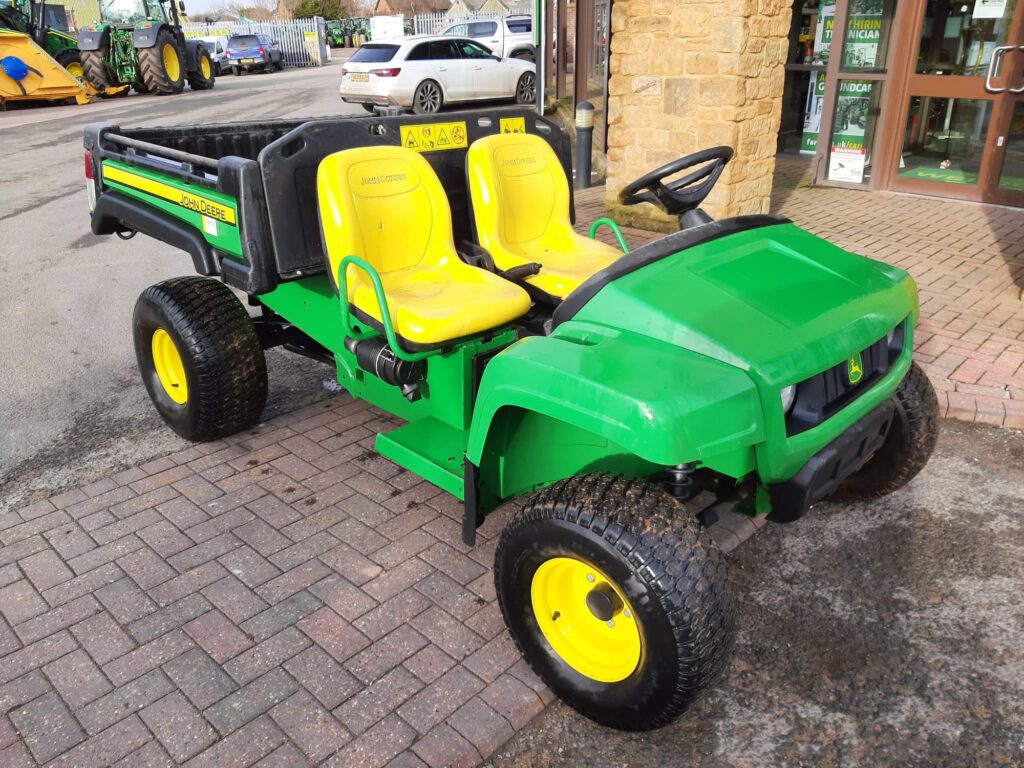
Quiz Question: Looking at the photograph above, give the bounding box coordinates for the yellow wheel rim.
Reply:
[66,61,84,80]
[162,43,181,81]
[151,328,188,405]
[200,55,211,79]
[531,557,641,683]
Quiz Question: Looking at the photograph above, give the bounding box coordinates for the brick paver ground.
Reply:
[0,398,553,767]
[579,154,1024,429]
[3,154,1023,768]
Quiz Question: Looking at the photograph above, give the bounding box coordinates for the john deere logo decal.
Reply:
[847,353,864,384]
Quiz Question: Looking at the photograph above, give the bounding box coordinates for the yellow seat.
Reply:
[466,133,622,301]
[317,146,531,350]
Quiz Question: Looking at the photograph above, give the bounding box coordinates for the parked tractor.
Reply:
[0,0,82,77]
[78,0,214,95]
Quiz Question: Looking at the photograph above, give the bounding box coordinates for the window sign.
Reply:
[974,0,1009,19]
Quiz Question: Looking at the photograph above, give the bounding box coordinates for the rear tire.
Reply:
[139,29,185,95]
[412,79,442,114]
[515,71,535,104]
[495,474,734,731]
[831,361,939,501]
[232,66,241,76]
[187,47,216,90]
[133,277,268,442]
[80,48,112,88]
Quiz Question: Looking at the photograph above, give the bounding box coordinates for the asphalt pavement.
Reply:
[489,419,1024,768]
[0,63,361,510]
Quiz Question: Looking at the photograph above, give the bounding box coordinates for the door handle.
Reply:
[1011,45,1024,94]
[985,45,1015,93]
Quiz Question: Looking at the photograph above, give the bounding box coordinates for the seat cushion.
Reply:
[318,146,531,348]
[347,259,531,349]
[467,133,622,300]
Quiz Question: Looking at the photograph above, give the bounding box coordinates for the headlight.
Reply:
[780,384,797,414]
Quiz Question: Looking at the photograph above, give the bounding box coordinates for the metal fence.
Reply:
[182,18,328,68]
[410,11,529,37]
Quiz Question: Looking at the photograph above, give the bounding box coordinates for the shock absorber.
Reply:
[663,463,700,502]
[344,337,425,402]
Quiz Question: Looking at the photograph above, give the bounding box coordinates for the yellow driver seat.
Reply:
[466,132,622,301]
[317,146,531,350]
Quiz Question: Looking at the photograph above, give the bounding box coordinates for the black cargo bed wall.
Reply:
[257,109,574,282]
[120,120,307,162]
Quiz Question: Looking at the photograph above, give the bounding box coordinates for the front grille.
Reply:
[785,320,906,436]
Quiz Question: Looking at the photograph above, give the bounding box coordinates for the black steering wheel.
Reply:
[618,146,734,219]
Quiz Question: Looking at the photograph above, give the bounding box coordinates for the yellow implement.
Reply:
[0,29,124,106]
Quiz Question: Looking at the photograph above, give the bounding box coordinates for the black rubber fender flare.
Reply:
[91,192,218,276]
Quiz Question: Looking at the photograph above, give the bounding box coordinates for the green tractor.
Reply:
[0,0,83,77]
[77,0,214,95]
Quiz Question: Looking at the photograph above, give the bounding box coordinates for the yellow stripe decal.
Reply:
[103,165,236,225]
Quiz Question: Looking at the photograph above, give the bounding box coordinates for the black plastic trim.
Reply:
[91,192,218,276]
[551,215,790,327]
[767,399,895,523]
[462,458,480,546]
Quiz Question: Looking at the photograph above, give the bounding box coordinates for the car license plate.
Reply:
[241,58,254,64]
[350,72,369,82]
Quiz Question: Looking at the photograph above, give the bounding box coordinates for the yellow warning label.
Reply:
[500,117,526,134]
[399,121,468,153]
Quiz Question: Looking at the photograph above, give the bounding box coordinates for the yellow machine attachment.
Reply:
[0,29,125,106]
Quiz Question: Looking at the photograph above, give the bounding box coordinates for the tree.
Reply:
[292,0,356,19]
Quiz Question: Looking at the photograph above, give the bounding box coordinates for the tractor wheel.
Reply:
[56,50,84,81]
[80,48,112,88]
[133,276,267,442]
[139,29,185,95]
[495,474,734,731]
[831,361,939,501]
[187,47,216,91]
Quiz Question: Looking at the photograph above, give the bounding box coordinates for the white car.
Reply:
[339,36,536,114]
[440,15,534,61]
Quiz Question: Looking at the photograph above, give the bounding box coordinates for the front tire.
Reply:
[412,79,442,114]
[514,71,535,104]
[495,474,733,731]
[187,47,216,90]
[139,29,185,94]
[133,277,267,441]
[831,361,939,501]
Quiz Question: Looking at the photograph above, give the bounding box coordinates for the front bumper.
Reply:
[766,398,895,522]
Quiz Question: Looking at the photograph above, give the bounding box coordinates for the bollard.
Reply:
[575,101,594,190]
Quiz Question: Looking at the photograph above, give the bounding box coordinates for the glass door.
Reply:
[892,0,1024,203]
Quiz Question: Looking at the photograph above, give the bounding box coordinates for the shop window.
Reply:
[997,102,1024,190]
[899,97,993,184]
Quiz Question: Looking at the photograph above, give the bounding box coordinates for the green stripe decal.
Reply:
[100,160,243,258]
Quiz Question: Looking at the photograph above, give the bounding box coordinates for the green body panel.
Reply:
[376,419,466,499]
[43,28,76,58]
[469,222,917,494]
[100,160,242,256]
[476,408,662,511]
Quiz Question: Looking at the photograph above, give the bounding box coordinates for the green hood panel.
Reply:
[567,222,917,387]
[467,329,765,472]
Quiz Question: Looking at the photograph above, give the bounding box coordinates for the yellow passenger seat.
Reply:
[466,133,622,302]
[317,146,531,350]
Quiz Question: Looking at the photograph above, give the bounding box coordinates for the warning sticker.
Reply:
[399,121,468,153]
[499,117,526,134]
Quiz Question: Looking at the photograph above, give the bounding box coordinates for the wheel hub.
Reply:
[151,328,188,404]
[530,557,641,683]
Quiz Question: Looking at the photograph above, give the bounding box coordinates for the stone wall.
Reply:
[604,0,793,229]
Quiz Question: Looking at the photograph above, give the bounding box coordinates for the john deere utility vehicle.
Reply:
[0,0,82,76]
[82,109,938,730]
[78,0,214,94]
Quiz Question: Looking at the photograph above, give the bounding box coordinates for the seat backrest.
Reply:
[317,146,456,285]
[467,133,572,251]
